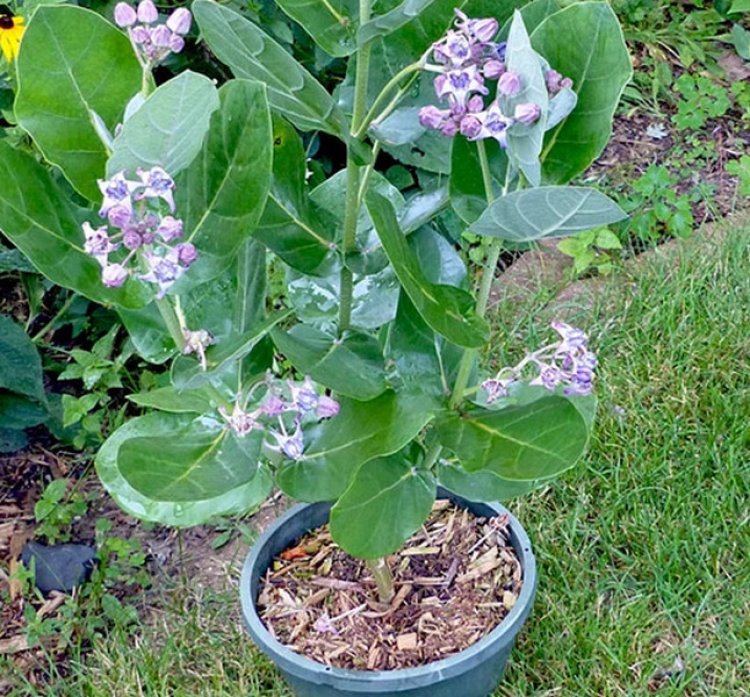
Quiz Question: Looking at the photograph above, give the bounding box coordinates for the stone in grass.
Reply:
[20,541,97,594]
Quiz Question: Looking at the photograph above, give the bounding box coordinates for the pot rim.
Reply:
[240,491,537,688]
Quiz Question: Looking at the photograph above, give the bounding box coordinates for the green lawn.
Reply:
[20,221,750,696]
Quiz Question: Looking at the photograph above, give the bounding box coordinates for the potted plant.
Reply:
[0,0,631,694]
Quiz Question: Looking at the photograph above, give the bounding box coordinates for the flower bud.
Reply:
[466,95,485,113]
[471,17,498,43]
[107,204,132,229]
[114,2,137,27]
[483,59,505,79]
[176,242,198,266]
[460,115,482,139]
[137,0,158,23]
[122,228,142,250]
[316,395,340,419]
[440,120,459,137]
[261,394,287,417]
[168,33,185,53]
[497,71,522,97]
[156,215,183,242]
[151,24,171,47]
[166,7,192,35]
[102,263,128,288]
[130,25,151,44]
[418,105,445,130]
[514,102,541,125]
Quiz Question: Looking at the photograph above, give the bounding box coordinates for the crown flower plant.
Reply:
[0,0,632,691]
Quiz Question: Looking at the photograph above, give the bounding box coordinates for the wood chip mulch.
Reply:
[257,500,523,670]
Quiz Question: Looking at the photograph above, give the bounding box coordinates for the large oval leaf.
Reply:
[358,0,438,45]
[276,391,433,501]
[532,2,631,184]
[0,142,150,309]
[107,71,220,178]
[193,0,348,138]
[330,448,436,559]
[503,10,548,187]
[436,395,589,480]
[0,314,45,402]
[366,191,488,348]
[276,0,357,57]
[254,117,334,274]
[271,325,387,401]
[175,79,272,287]
[471,186,627,242]
[96,413,272,526]
[15,6,141,201]
[437,461,554,502]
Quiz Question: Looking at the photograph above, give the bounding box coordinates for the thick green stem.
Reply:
[366,557,394,604]
[337,0,373,334]
[449,141,503,408]
[156,297,185,352]
[354,62,421,139]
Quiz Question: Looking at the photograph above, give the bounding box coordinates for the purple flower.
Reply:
[136,166,175,211]
[130,25,151,44]
[175,242,198,267]
[278,422,305,460]
[261,394,287,417]
[434,65,488,109]
[82,222,114,259]
[107,204,132,229]
[140,249,183,296]
[434,30,472,67]
[419,105,448,130]
[114,2,137,27]
[289,376,319,412]
[552,321,588,352]
[102,263,128,288]
[97,172,137,217]
[156,215,183,242]
[497,71,522,97]
[482,377,514,404]
[316,395,340,419]
[168,33,185,53]
[546,69,573,95]
[166,7,192,35]
[514,102,541,125]
[453,10,498,44]
[136,0,158,24]
[477,102,513,146]
[220,404,262,438]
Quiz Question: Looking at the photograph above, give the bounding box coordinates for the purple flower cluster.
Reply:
[114,1,191,64]
[418,10,571,146]
[83,167,197,296]
[220,376,340,461]
[481,321,597,402]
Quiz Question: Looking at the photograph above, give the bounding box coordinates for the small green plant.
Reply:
[620,165,695,242]
[673,74,732,131]
[727,155,750,197]
[34,477,88,543]
[557,228,622,277]
[58,325,132,448]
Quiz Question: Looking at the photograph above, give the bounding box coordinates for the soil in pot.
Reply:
[257,500,523,671]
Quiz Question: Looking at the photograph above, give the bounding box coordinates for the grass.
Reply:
[10,220,750,696]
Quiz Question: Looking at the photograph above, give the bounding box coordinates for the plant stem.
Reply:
[449,141,503,408]
[338,0,373,335]
[156,297,185,352]
[366,557,394,603]
[31,291,76,344]
[354,62,421,139]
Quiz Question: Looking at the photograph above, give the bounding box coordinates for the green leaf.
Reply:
[0,393,48,429]
[449,137,508,224]
[330,447,436,558]
[276,0,357,56]
[0,314,44,401]
[0,248,35,273]
[0,427,27,453]
[96,413,273,526]
[175,79,272,286]
[471,186,627,242]
[732,23,750,60]
[532,2,632,184]
[498,0,561,40]
[276,390,433,501]
[271,325,387,400]
[358,0,438,45]
[254,117,334,273]
[366,191,488,348]
[0,142,151,309]
[595,228,622,250]
[503,11,548,187]
[436,396,589,480]
[730,0,750,13]
[117,304,174,364]
[15,6,142,201]
[127,386,214,413]
[107,72,220,178]
[437,461,554,502]
[193,0,349,138]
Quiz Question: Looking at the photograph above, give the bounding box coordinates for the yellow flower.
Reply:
[0,8,24,63]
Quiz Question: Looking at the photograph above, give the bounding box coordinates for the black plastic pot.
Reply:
[240,490,537,697]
